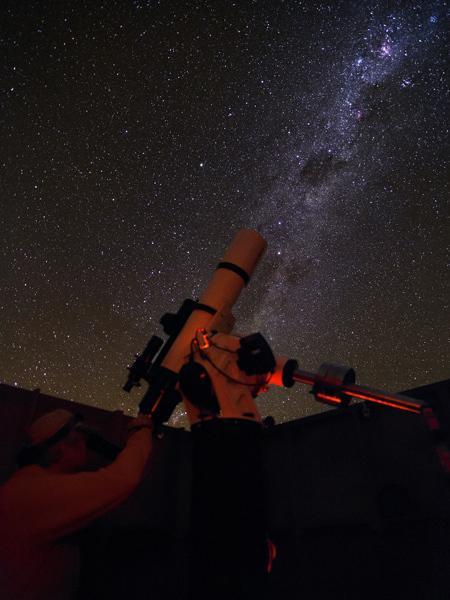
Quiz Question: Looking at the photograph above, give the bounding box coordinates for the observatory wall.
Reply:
[1,381,449,599]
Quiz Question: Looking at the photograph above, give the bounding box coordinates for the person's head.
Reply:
[21,409,88,473]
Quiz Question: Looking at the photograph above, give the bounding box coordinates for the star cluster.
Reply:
[1,1,448,424]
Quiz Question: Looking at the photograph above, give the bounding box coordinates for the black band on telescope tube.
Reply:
[216,262,250,285]
[194,302,216,316]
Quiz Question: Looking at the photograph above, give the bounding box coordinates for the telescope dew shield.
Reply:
[161,229,267,376]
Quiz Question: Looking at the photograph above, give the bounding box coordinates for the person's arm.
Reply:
[5,427,152,542]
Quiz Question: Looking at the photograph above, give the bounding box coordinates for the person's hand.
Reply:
[127,414,153,436]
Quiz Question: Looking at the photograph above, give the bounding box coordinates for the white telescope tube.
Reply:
[161,229,267,375]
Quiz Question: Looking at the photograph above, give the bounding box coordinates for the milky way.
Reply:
[1,1,448,424]
[245,8,444,325]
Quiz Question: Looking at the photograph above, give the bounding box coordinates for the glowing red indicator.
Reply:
[266,538,277,573]
[316,392,342,405]
[195,328,210,350]
[345,391,420,413]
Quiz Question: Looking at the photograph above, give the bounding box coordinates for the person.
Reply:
[0,408,153,600]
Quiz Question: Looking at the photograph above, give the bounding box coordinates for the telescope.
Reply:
[123,229,449,598]
[124,228,437,428]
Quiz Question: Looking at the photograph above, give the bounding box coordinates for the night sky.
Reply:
[1,1,448,425]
